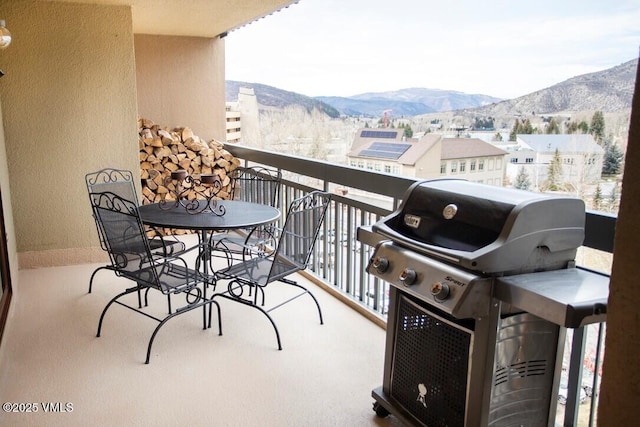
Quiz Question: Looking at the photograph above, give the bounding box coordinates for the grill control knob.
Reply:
[371,256,389,273]
[399,268,417,286]
[430,282,450,301]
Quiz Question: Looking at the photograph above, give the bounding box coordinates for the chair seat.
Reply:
[218,256,299,287]
[117,259,203,294]
[149,238,186,256]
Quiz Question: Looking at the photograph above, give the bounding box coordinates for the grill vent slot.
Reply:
[494,360,549,387]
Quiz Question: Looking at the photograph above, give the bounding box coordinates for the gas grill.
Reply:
[360,179,609,427]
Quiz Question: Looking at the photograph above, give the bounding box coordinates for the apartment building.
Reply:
[347,128,441,178]
[505,134,604,189]
[348,129,507,185]
[225,86,264,145]
[225,104,242,143]
[439,137,508,185]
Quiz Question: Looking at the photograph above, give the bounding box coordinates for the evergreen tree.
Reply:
[514,167,531,190]
[590,111,606,144]
[602,142,624,175]
[473,116,495,130]
[579,121,589,133]
[509,118,538,140]
[546,148,562,191]
[567,120,589,134]
[592,184,604,210]
[403,124,413,138]
[609,184,619,213]
[546,118,560,134]
[509,119,521,141]
[493,132,503,142]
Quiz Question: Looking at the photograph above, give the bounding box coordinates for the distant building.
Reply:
[505,134,604,189]
[347,128,441,178]
[225,87,262,146]
[347,129,508,185]
[440,138,508,186]
[225,103,241,143]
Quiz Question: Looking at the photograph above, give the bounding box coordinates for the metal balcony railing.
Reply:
[225,144,614,427]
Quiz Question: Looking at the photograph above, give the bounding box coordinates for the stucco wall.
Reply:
[0,1,139,267]
[598,59,640,425]
[134,34,226,142]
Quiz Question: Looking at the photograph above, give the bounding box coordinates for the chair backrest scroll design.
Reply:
[229,166,282,207]
[89,191,160,286]
[275,191,331,271]
[85,168,139,251]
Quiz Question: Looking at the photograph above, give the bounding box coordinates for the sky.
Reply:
[225,0,640,100]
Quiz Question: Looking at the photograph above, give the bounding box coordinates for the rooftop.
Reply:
[349,131,441,166]
[441,137,508,160]
[516,134,604,153]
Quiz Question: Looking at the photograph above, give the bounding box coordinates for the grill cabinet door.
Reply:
[389,292,475,426]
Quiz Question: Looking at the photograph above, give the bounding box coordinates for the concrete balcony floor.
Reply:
[0,235,402,426]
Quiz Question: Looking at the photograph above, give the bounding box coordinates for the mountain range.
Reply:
[465,58,637,117]
[225,58,637,118]
[315,89,501,117]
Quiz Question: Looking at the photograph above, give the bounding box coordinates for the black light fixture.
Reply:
[0,19,10,77]
[0,20,11,49]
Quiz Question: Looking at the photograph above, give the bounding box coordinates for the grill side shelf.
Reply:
[494,268,609,328]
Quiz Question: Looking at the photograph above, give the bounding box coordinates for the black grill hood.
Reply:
[373,179,585,274]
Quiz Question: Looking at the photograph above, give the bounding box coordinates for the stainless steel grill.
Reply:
[360,179,609,427]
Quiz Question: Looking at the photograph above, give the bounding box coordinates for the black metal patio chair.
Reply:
[213,191,331,350]
[89,190,221,364]
[229,166,282,206]
[86,168,186,293]
[207,166,282,266]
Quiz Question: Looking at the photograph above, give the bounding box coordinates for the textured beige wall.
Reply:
[0,1,139,267]
[134,34,226,142]
[598,61,640,425]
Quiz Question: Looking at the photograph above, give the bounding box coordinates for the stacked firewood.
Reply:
[138,118,240,205]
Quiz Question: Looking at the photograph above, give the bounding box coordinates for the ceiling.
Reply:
[47,0,299,37]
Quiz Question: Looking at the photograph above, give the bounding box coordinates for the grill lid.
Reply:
[373,179,585,274]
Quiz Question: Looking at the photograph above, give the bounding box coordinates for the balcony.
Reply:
[0,145,612,426]
[0,240,402,426]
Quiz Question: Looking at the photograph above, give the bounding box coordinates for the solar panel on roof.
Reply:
[360,130,399,139]
[358,142,412,160]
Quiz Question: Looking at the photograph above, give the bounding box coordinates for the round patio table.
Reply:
[139,200,281,328]
[139,200,280,232]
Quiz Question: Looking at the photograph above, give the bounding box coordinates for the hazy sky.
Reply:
[225,0,640,100]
